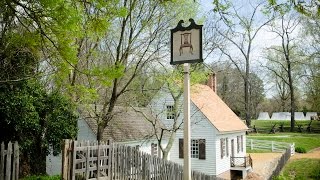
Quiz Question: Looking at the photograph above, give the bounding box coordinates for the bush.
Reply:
[21,175,60,180]
[295,146,307,153]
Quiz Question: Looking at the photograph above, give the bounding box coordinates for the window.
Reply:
[179,139,206,159]
[135,145,140,151]
[166,105,175,120]
[237,136,240,153]
[226,138,229,157]
[191,139,199,158]
[151,143,158,156]
[237,135,244,153]
[240,135,243,152]
[220,138,226,158]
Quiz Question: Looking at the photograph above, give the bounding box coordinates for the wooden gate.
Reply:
[62,139,111,180]
[62,139,223,180]
[0,141,19,180]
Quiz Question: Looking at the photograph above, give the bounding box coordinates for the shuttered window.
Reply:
[237,136,240,153]
[226,138,229,157]
[151,143,158,156]
[241,135,243,152]
[179,138,206,160]
[220,138,226,158]
[179,139,183,158]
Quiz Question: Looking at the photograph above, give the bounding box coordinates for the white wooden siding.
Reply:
[148,87,183,129]
[77,118,97,141]
[215,131,246,175]
[46,118,97,175]
[117,140,168,158]
[169,102,217,175]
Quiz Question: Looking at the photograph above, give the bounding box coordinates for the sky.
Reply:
[197,0,303,98]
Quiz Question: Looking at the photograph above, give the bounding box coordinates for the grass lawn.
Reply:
[251,120,320,133]
[248,133,320,152]
[275,159,320,180]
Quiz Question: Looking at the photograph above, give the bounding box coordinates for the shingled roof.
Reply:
[191,84,248,132]
[80,106,162,142]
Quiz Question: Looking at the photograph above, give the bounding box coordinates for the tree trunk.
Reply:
[287,60,295,132]
[161,132,176,160]
[97,124,104,141]
[245,58,251,126]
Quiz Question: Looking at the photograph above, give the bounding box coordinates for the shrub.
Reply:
[295,146,307,153]
[21,175,61,180]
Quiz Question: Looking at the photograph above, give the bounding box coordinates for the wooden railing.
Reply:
[230,155,252,168]
[247,139,295,156]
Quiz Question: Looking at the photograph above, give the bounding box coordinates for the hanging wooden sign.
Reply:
[170,19,203,65]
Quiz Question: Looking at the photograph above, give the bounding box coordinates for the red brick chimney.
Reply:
[207,73,217,93]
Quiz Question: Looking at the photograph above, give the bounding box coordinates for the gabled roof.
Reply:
[80,106,163,142]
[191,84,248,132]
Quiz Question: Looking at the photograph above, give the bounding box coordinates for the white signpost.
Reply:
[171,18,203,180]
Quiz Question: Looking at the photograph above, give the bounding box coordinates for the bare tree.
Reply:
[207,0,273,125]
[71,0,198,141]
[263,13,301,131]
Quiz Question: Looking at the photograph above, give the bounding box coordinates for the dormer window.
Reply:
[166,105,175,120]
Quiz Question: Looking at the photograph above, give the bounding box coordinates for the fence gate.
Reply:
[62,139,112,180]
[0,141,19,180]
[62,139,222,180]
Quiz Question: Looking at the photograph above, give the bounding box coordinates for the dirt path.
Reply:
[291,147,320,159]
[246,153,283,180]
[246,148,320,180]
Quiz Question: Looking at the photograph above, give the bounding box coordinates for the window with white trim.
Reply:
[166,105,175,120]
[191,139,199,158]
[237,136,240,153]
[179,139,206,159]
[226,138,229,157]
[241,135,243,152]
[237,135,244,153]
[220,138,226,158]
[151,143,158,156]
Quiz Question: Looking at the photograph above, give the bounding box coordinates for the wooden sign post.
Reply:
[170,18,203,180]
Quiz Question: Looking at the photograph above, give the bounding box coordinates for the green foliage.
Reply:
[21,175,61,180]
[276,159,320,179]
[295,146,306,153]
[266,0,320,17]
[0,79,78,174]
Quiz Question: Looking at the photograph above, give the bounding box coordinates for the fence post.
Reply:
[62,139,72,180]
[0,142,4,180]
[5,141,12,180]
[13,142,19,180]
[291,143,295,156]
[250,139,253,150]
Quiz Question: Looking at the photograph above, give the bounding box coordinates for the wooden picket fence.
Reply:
[62,140,222,180]
[0,141,19,180]
[268,147,292,180]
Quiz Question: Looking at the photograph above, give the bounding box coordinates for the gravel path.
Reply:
[291,147,320,159]
[245,148,320,180]
[246,153,283,180]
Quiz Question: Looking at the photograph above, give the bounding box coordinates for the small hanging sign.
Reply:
[170,18,203,65]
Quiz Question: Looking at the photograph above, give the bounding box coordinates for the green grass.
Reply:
[274,159,320,180]
[251,120,320,133]
[248,133,320,152]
